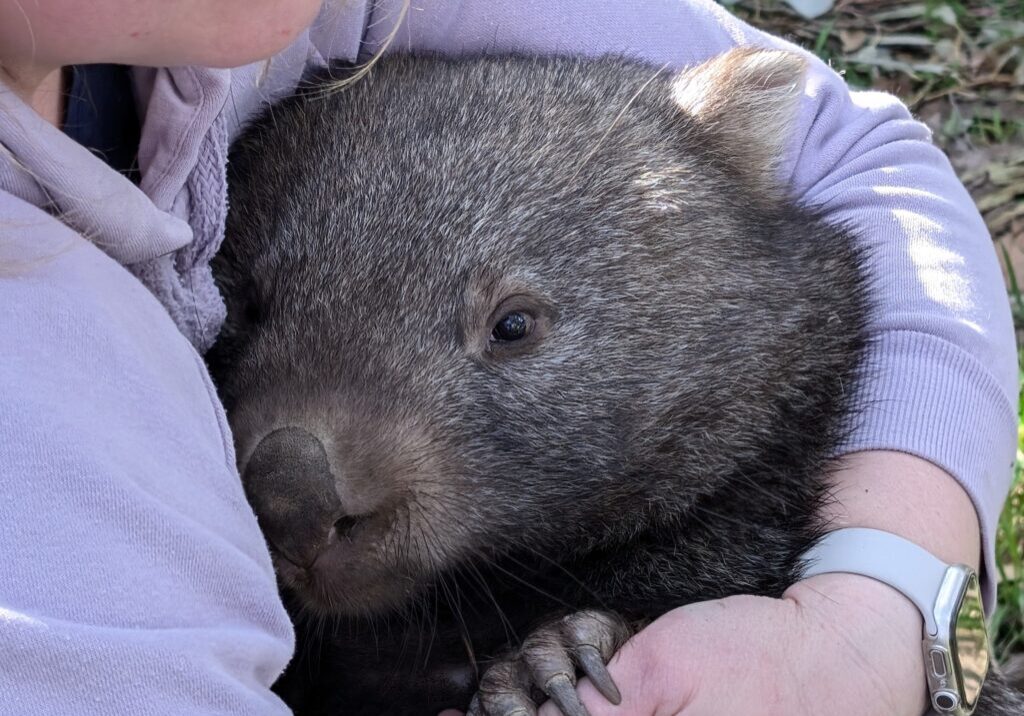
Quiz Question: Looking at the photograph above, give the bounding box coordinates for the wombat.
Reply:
[208,49,1024,716]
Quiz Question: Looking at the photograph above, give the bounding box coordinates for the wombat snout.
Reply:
[243,426,353,570]
[239,419,456,616]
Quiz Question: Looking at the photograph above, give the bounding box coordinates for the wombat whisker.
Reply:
[461,559,518,647]
[427,583,442,668]
[431,573,463,668]
[405,498,450,565]
[291,598,333,677]
[380,600,426,692]
[407,492,479,550]
[394,594,421,668]
[518,543,610,611]
[289,602,318,644]
[412,580,440,670]
[478,556,579,614]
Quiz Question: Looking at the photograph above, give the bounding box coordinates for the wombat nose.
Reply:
[243,426,344,569]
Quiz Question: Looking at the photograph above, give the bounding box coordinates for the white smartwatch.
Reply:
[801,528,990,715]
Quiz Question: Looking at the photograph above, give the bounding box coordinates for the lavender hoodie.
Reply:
[0,1,1016,713]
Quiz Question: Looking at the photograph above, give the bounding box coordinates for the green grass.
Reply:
[992,372,1024,661]
[993,251,1024,662]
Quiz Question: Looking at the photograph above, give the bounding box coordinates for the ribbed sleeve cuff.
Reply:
[837,329,1017,610]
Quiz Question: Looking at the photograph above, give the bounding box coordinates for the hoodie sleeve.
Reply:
[0,194,295,715]
[312,0,1016,606]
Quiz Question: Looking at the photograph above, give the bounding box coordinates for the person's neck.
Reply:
[1,61,65,127]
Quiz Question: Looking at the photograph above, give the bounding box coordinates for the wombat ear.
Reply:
[672,48,807,197]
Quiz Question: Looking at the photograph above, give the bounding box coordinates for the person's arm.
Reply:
[820,451,981,572]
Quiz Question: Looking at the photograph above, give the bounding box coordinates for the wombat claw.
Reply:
[468,610,630,716]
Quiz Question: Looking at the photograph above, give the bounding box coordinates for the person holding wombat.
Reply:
[0,1,1017,715]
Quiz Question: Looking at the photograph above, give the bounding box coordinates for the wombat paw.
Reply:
[467,609,632,716]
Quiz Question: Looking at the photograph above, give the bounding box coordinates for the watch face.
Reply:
[952,572,989,708]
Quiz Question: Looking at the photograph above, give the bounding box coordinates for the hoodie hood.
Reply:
[0,1,368,351]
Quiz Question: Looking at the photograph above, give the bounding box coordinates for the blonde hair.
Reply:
[307,0,411,97]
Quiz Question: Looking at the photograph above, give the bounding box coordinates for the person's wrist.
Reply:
[794,451,982,716]
[785,571,928,715]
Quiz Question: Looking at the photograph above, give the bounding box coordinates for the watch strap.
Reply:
[801,527,948,636]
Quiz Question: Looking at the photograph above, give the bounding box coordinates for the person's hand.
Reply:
[442,451,973,716]
[530,572,928,716]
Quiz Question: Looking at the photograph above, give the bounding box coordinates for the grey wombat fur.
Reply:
[209,51,1023,715]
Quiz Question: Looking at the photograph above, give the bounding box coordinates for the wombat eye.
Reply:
[491,312,533,342]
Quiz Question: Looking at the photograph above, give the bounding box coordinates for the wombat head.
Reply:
[209,48,865,617]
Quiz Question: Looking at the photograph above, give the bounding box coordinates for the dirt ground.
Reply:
[727,0,1024,318]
